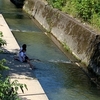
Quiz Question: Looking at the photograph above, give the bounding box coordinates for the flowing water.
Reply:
[1,0,100,100]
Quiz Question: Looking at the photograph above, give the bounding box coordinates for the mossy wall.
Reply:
[23,0,100,67]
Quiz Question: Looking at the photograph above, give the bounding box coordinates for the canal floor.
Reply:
[0,14,49,100]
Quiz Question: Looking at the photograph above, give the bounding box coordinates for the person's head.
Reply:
[22,44,27,49]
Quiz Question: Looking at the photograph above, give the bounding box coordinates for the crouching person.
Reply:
[15,48,35,70]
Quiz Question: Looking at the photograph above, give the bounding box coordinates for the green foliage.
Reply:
[75,0,100,21]
[0,77,28,100]
[47,0,100,30]
[0,31,6,47]
[90,13,100,29]
[62,42,71,53]
[0,59,9,71]
[0,31,9,71]
[62,0,77,17]
[75,0,92,21]
[47,0,66,10]
[0,31,28,100]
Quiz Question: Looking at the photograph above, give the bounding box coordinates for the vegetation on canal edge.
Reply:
[62,42,71,53]
[0,31,28,100]
[47,0,100,32]
[61,42,84,64]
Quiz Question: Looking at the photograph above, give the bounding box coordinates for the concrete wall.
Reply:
[23,0,100,67]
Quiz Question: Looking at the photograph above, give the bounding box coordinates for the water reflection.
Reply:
[34,62,100,100]
[15,13,24,19]
[5,16,42,32]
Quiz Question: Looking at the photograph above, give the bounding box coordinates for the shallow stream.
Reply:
[0,0,100,100]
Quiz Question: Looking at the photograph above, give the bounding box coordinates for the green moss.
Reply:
[62,42,86,65]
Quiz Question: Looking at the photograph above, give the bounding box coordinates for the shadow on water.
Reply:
[1,0,100,100]
[0,52,35,79]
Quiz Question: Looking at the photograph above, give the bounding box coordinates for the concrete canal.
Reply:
[0,0,100,100]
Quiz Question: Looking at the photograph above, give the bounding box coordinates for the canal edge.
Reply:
[0,14,49,100]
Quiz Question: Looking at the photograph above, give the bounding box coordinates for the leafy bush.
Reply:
[47,0,100,30]
[0,59,9,71]
[47,0,66,10]
[0,76,28,100]
[0,31,28,100]
[0,56,28,100]
[62,0,77,17]
[0,31,6,46]
[75,0,93,21]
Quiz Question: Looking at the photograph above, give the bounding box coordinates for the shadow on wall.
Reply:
[88,41,100,81]
[10,0,25,8]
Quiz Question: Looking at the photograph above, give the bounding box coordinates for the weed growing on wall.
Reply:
[47,0,100,31]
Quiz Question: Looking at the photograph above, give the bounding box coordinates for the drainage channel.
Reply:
[1,0,100,100]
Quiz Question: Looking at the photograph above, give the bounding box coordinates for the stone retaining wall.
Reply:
[23,0,100,67]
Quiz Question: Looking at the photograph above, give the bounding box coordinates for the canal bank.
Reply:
[1,1,100,100]
[0,14,49,100]
[23,0,100,75]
